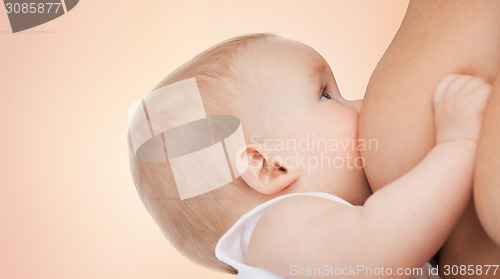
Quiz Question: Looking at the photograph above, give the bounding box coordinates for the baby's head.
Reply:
[128,33,370,273]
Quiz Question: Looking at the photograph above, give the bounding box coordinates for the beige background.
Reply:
[0,1,408,278]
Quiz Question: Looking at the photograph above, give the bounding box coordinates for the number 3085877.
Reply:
[5,3,62,14]
[441,265,499,276]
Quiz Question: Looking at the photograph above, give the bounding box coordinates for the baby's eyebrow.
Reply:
[309,61,326,80]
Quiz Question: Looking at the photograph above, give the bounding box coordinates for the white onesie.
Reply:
[215,192,441,279]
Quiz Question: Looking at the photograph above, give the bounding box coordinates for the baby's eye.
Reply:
[320,92,333,101]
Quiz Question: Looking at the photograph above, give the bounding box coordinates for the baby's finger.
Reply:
[456,77,488,95]
[467,84,492,115]
[475,83,493,102]
[434,74,460,104]
[445,74,474,95]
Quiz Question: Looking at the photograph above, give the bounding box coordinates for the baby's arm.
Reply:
[244,75,491,278]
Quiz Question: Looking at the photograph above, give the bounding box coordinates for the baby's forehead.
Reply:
[255,38,323,67]
[237,39,327,84]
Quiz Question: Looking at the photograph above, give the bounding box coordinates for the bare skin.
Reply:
[475,74,500,247]
[242,74,488,279]
[359,1,500,278]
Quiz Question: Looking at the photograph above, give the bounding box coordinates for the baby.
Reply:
[127,33,491,278]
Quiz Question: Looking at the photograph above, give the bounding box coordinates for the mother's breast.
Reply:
[360,0,500,191]
[359,1,500,278]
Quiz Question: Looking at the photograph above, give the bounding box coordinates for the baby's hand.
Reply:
[433,74,491,144]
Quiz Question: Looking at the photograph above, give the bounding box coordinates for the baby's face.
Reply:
[243,38,371,204]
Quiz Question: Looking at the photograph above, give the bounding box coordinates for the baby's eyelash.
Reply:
[320,84,333,100]
[321,92,333,100]
[322,84,329,94]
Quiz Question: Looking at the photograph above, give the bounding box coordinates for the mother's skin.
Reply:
[475,75,500,247]
[359,1,500,277]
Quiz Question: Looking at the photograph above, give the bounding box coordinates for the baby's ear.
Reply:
[238,147,299,195]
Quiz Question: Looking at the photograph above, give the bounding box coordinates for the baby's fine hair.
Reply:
[127,33,275,273]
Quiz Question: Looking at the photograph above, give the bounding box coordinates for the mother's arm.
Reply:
[475,74,500,246]
[359,0,500,277]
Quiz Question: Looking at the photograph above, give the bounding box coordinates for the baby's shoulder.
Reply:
[260,194,347,223]
[244,195,353,269]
